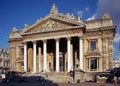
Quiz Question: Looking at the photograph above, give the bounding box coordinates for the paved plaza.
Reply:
[0,82,118,86]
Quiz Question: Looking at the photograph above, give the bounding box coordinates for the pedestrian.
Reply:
[113,76,118,86]
[113,67,119,86]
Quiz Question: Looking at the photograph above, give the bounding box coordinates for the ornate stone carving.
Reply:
[12,27,17,32]
[23,28,83,42]
[102,13,111,19]
[24,19,74,34]
[50,3,58,15]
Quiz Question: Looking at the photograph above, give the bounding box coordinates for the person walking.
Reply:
[113,67,120,86]
[113,76,118,86]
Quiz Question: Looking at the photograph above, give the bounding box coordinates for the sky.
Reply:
[0,0,120,59]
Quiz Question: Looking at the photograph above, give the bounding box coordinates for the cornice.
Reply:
[84,18,112,24]
[7,37,23,42]
[21,14,85,34]
[86,25,116,32]
[22,26,84,36]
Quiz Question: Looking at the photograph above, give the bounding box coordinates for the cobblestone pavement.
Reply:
[0,82,118,86]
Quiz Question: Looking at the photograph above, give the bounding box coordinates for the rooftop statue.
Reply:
[50,3,58,15]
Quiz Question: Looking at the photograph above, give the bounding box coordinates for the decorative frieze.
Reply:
[23,28,83,42]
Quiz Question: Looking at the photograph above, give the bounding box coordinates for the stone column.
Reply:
[67,37,71,72]
[56,38,59,72]
[24,42,27,72]
[38,47,42,72]
[79,37,83,70]
[33,41,37,73]
[43,40,47,71]
[70,45,73,71]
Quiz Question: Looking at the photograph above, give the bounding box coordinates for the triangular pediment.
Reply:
[22,16,83,34]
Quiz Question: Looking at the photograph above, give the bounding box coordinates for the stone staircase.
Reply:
[40,72,72,83]
[24,71,94,83]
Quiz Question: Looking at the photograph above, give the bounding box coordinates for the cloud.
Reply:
[85,7,89,12]
[86,13,96,21]
[114,33,120,43]
[77,10,83,15]
[77,7,90,16]
[93,0,120,43]
[96,0,120,23]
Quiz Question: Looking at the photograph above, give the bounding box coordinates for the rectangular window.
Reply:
[90,58,97,70]
[90,41,96,51]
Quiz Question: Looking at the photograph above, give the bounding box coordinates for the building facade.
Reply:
[8,4,116,73]
[0,48,9,73]
[113,59,120,68]
[113,40,120,68]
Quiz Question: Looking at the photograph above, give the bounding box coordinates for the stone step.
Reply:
[40,72,72,83]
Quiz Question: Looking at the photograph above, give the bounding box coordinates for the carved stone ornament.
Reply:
[24,19,73,34]
[85,51,101,57]
[102,13,110,19]
[46,21,55,29]
[50,3,58,15]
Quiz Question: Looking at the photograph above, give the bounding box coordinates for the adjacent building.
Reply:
[0,48,9,73]
[8,4,116,73]
[113,58,120,68]
[113,40,120,68]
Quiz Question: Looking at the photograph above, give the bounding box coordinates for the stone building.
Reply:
[0,48,9,73]
[113,59,120,68]
[8,4,116,73]
[113,40,120,68]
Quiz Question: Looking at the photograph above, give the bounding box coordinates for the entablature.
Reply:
[86,25,116,32]
[22,27,84,42]
[84,25,116,38]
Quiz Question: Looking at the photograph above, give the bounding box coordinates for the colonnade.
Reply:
[24,37,83,73]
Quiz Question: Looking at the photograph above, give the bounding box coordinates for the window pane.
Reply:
[91,41,96,50]
[90,59,97,69]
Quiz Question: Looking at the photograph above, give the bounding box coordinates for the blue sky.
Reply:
[0,0,120,59]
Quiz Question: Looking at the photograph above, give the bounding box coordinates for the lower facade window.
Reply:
[90,58,97,70]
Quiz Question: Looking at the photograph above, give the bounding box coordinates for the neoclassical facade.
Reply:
[8,4,116,73]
